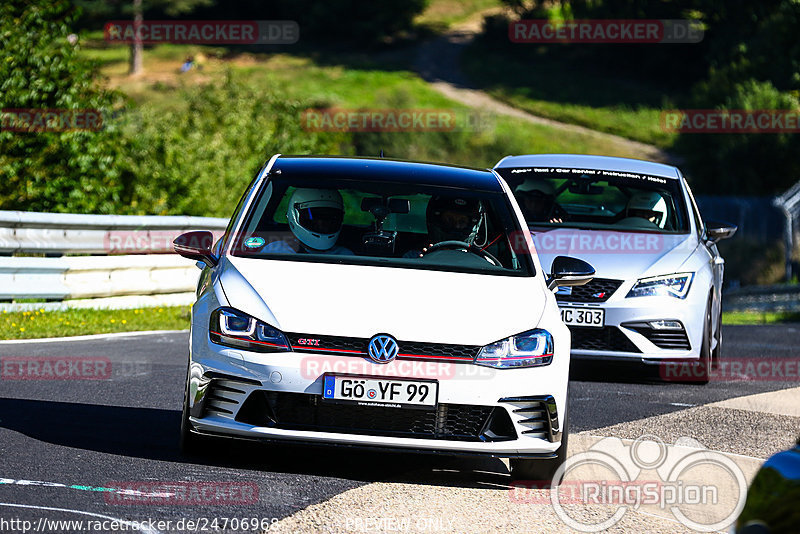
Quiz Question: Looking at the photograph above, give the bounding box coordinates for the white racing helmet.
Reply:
[626,191,668,228]
[516,180,556,196]
[516,180,557,221]
[286,188,345,251]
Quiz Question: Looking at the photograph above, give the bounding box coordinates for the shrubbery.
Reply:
[0,0,127,213]
[117,74,346,216]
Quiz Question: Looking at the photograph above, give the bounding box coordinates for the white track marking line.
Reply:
[0,502,163,534]
[0,330,188,344]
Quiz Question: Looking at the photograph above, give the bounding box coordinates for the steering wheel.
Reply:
[419,240,502,267]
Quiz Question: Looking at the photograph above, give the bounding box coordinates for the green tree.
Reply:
[0,0,128,213]
[119,73,347,216]
[77,0,214,74]
[674,79,800,194]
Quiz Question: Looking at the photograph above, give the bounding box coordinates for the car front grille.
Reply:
[200,378,251,417]
[498,395,561,442]
[235,392,516,442]
[285,333,480,362]
[556,278,623,303]
[569,326,642,353]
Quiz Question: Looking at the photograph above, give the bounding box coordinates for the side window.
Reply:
[222,171,264,252]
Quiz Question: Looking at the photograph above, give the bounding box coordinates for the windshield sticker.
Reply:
[519,167,668,184]
[244,236,266,248]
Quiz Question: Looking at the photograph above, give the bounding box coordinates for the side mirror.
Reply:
[173,231,218,267]
[705,220,737,244]
[547,255,595,291]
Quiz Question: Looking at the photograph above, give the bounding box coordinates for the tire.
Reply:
[711,309,723,369]
[510,411,569,484]
[180,377,213,456]
[696,297,713,384]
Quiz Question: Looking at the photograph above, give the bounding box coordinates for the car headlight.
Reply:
[474,329,553,368]
[626,273,694,299]
[209,307,291,353]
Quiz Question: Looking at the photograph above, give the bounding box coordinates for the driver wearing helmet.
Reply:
[263,188,354,255]
[427,196,482,243]
[626,191,668,228]
[515,180,563,223]
[404,195,482,258]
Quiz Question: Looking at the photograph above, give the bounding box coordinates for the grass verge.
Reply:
[722,311,800,325]
[461,44,678,148]
[0,307,190,340]
[80,39,656,170]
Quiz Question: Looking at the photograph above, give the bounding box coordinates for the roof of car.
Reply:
[271,156,503,192]
[494,154,681,180]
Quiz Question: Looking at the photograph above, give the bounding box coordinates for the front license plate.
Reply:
[322,374,438,410]
[560,307,605,328]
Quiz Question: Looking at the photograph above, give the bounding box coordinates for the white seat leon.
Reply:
[494,154,737,383]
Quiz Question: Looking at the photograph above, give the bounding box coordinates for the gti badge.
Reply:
[367,334,399,364]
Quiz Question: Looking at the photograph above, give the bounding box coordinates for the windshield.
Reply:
[495,167,690,234]
[230,175,533,276]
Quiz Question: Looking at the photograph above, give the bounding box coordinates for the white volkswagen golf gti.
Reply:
[173,155,594,479]
[494,154,737,381]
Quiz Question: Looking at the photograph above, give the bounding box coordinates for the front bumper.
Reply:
[186,325,568,457]
[559,293,704,363]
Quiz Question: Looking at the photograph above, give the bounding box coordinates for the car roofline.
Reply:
[268,154,504,192]
[493,154,681,180]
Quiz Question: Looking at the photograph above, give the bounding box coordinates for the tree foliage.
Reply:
[118,74,347,216]
[494,0,800,194]
[0,0,128,213]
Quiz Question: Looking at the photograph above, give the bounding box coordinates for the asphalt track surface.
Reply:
[0,325,798,533]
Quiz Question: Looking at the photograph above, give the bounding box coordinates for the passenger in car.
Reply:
[263,188,354,255]
[515,181,564,223]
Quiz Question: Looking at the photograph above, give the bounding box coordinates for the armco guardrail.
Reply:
[723,284,800,313]
[0,210,227,254]
[0,210,228,307]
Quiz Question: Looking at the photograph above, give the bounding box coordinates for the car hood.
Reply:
[221,256,547,346]
[531,228,696,281]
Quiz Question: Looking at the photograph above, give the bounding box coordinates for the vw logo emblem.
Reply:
[367,334,399,364]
